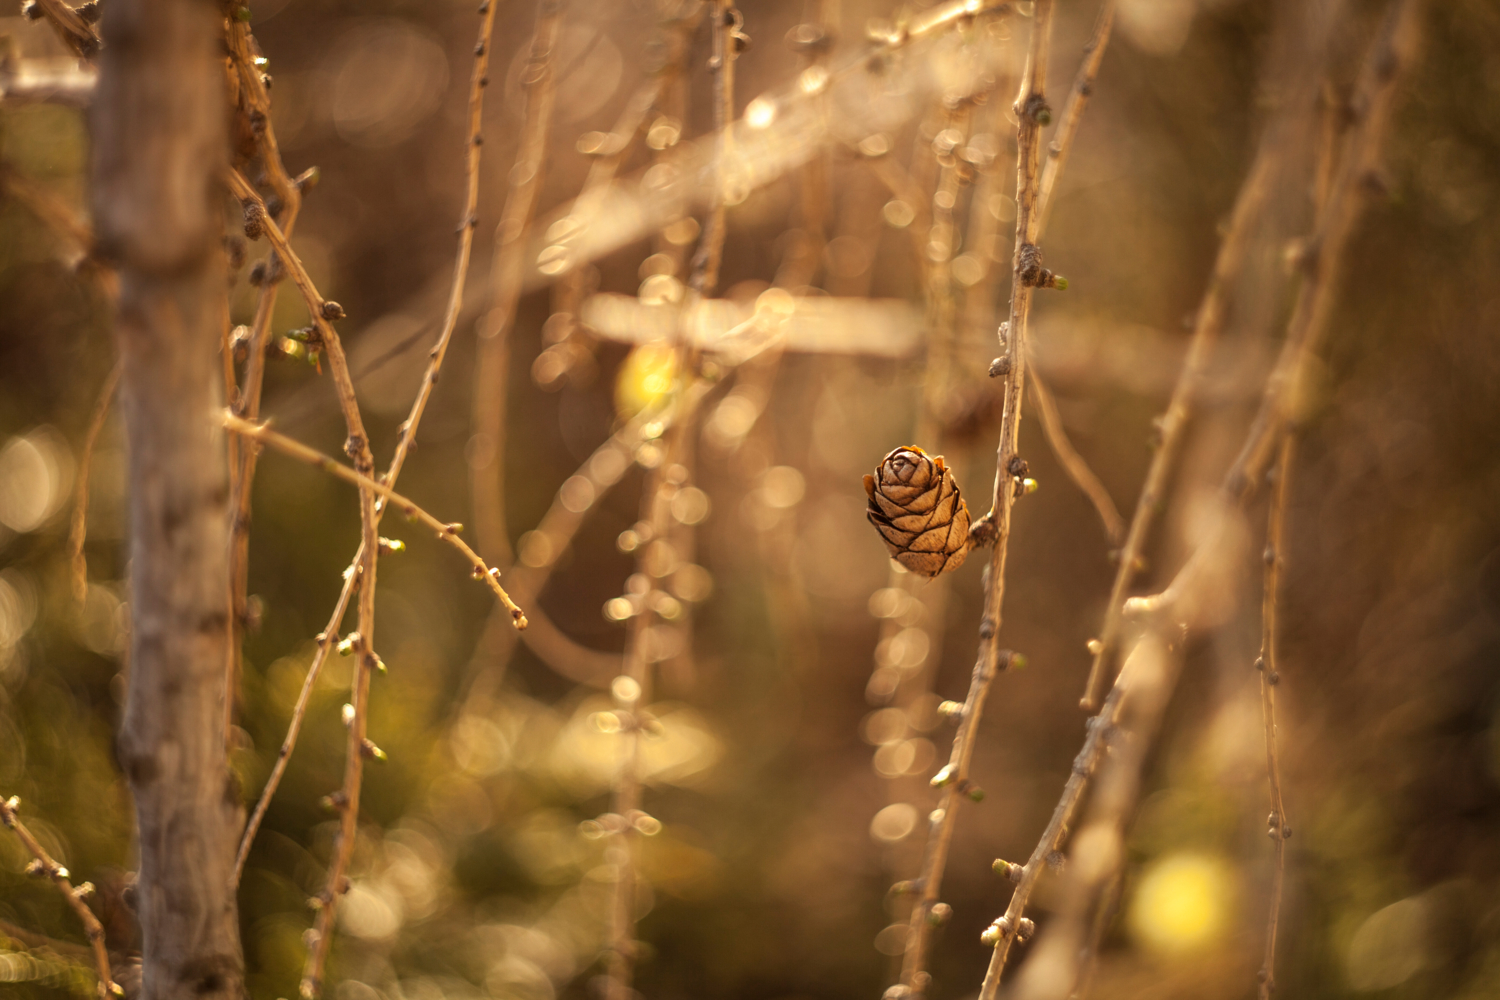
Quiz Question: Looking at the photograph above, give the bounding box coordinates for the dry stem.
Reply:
[979,7,1423,990]
[1024,0,1121,544]
[226,158,381,1000]
[67,361,120,606]
[1256,434,1294,999]
[1034,0,1115,236]
[890,8,1056,997]
[472,0,563,568]
[230,1,502,888]
[0,795,118,998]
[605,9,741,994]
[223,414,526,626]
[1077,95,1281,712]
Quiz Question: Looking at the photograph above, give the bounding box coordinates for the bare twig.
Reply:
[472,0,563,569]
[889,9,1057,998]
[231,0,503,887]
[1023,0,1122,544]
[977,7,1424,991]
[1076,84,1286,712]
[605,9,742,994]
[0,795,118,998]
[1005,631,1184,1000]
[0,916,95,961]
[1026,367,1123,543]
[67,362,120,606]
[1035,0,1115,236]
[230,156,381,1000]
[1256,434,1294,999]
[223,414,527,626]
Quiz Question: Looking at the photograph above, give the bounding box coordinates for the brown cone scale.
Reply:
[863,446,972,578]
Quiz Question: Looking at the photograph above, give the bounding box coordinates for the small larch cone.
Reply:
[863,446,973,578]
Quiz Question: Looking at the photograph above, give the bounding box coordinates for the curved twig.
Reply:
[0,795,118,998]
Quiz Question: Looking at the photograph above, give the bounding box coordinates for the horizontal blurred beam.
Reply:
[0,56,95,106]
[521,0,1011,291]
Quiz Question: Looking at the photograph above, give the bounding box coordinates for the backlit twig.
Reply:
[0,795,118,998]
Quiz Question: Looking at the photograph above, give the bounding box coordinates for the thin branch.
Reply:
[68,362,120,606]
[231,0,502,887]
[1076,89,1284,713]
[0,57,96,106]
[977,7,1424,990]
[230,156,381,1000]
[0,916,95,961]
[1005,630,1183,1000]
[223,414,527,626]
[1256,433,1294,999]
[0,795,118,998]
[472,0,563,568]
[223,11,315,746]
[605,8,742,993]
[1026,366,1123,543]
[891,9,1057,998]
[1035,0,1116,236]
[687,0,741,300]
[1023,0,1121,544]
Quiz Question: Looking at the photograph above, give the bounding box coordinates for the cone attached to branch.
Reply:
[863,446,973,578]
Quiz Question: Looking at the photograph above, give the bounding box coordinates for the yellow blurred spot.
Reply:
[615,342,677,418]
[1128,852,1234,955]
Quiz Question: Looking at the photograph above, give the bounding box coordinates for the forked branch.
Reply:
[0,795,118,998]
[223,414,527,627]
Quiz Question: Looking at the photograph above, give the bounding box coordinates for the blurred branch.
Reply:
[68,361,120,607]
[1256,434,1295,999]
[1023,0,1121,544]
[25,0,100,59]
[1025,360,1123,543]
[0,796,118,998]
[521,0,1010,292]
[232,0,503,889]
[0,55,94,105]
[1034,0,1115,236]
[1006,630,1184,1000]
[471,0,563,570]
[0,916,95,961]
[222,414,527,626]
[980,7,1425,990]
[606,7,742,993]
[1074,20,1322,710]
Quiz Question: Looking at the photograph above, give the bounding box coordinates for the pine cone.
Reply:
[863,446,973,578]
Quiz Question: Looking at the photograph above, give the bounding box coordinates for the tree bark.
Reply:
[91,1,245,998]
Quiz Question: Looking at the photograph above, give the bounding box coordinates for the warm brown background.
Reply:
[1,1,1498,998]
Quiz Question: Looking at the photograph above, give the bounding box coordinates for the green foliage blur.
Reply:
[2,1,1500,999]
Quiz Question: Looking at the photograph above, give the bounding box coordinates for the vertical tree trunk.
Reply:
[91,1,245,998]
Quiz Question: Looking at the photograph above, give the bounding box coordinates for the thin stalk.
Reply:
[67,362,120,606]
[226,166,379,1000]
[606,8,741,994]
[223,415,526,625]
[232,0,503,885]
[1025,0,1122,544]
[472,0,563,568]
[978,7,1425,989]
[893,8,1056,997]
[0,795,118,998]
[1256,434,1294,999]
